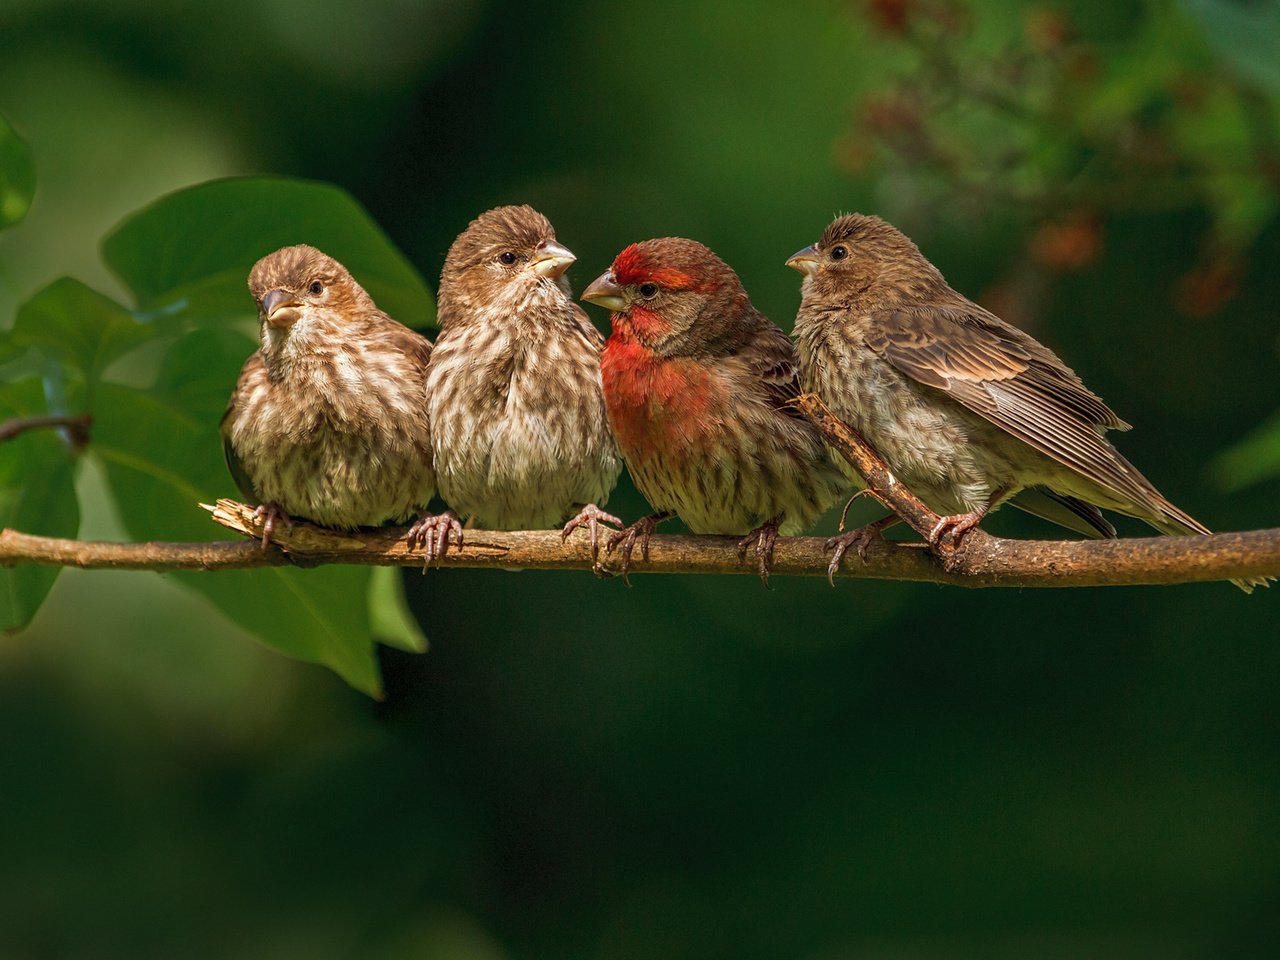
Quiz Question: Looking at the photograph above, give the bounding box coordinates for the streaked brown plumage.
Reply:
[586,238,848,584]
[423,205,622,561]
[221,244,436,546]
[789,213,1268,592]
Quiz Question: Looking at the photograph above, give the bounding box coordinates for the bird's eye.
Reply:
[499,251,518,265]
[639,282,658,299]
[830,245,849,261]
[308,280,324,295]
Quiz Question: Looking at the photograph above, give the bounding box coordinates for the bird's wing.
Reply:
[863,303,1180,512]
[219,352,266,503]
[738,321,805,414]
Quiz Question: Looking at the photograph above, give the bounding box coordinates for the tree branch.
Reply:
[793,393,945,544]
[0,413,92,448]
[1,498,1277,588]
[793,392,1278,587]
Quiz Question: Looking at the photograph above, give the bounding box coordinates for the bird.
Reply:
[584,237,848,585]
[221,244,437,549]
[422,205,622,563]
[787,212,1268,592]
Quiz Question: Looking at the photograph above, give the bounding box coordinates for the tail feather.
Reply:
[1011,489,1116,539]
[1139,496,1270,594]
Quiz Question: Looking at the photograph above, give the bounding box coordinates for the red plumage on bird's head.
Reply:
[610,239,727,294]
[588,237,759,364]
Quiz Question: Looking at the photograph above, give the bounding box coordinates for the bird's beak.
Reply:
[786,244,820,276]
[581,271,626,312]
[530,239,577,278]
[261,288,303,327]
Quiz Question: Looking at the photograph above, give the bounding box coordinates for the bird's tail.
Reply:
[1140,496,1271,594]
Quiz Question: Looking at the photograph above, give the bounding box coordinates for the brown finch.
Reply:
[584,238,848,584]
[221,244,436,547]
[422,205,622,561]
[788,213,1268,592]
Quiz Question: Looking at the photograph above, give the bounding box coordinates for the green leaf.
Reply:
[91,380,228,542]
[0,113,35,231]
[10,278,154,386]
[174,566,383,697]
[91,328,383,694]
[0,378,80,632]
[369,566,428,654]
[101,176,436,329]
[1211,410,1280,491]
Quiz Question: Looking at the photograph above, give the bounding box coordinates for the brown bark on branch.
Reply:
[1,498,1277,588]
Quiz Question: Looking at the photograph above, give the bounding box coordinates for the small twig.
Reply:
[793,393,943,542]
[0,413,93,449]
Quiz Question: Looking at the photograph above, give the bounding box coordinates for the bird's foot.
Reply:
[928,511,984,550]
[824,515,897,585]
[561,503,623,565]
[926,511,989,572]
[406,510,464,569]
[737,516,782,588]
[605,512,670,586]
[252,502,293,550]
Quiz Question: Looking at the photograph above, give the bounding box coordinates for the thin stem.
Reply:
[0,413,93,448]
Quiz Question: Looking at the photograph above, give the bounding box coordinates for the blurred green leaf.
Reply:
[10,278,153,387]
[0,113,35,231]
[369,566,428,654]
[0,334,22,367]
[0,378,80,632]
[90,329,382,694]
[1184,0,1280,94]
[175,566,383,697]
[1212,410,1280,491]
[101,176,436,328]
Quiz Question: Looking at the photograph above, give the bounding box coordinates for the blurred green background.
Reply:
[2,0,1279,957]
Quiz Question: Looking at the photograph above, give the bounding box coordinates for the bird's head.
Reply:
[248,244,374,339]
[438,205,577,324]
[582,238,749,355]
[786,213,938,303]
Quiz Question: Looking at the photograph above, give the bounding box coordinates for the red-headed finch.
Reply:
[585,238,848,584]
[788,213,1268,592]
[221,244,437,547]
[422,205,622,562]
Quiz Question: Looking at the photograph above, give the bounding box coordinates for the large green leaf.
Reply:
[0,113,35,231]
[0,378,80,632]
[101,176,436,329]
[174,566,383,697]
[90,329,384,694]
[10,278,154,387]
